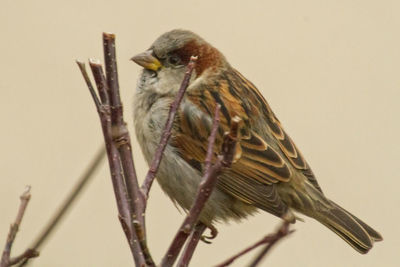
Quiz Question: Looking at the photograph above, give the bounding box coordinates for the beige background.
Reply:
[1,1,399,266]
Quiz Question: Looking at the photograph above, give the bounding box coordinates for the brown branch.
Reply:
[18,146,105,266]
[248,222,292,267]
[160,110,242,267]
[0,187,39,267]
[90,54,153,266]
[215,222,293,267]
[102,33,155,265]
[133,221,153,265]
[177,223,207,267]
[77,60,102,110]
[103,32,122,125]
[141,56,198,199]
[89,58,145,222]
[77,60,146,267]
[90,60,109,104]
[7,250,37,267]
[101,34,143,225]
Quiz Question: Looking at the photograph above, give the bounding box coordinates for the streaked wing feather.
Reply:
[171,76,293,217]
[231,69,323,192]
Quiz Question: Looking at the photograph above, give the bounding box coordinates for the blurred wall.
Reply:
[0,1,398,266]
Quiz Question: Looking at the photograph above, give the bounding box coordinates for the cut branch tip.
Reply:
[103,32,116,39]
[89,58,101,65]
[20,186,31,200]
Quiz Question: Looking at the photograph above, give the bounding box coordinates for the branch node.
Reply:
[1,187,34,267]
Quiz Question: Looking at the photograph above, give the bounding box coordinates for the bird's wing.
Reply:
[231,69,322,192]
[170,69,313,217]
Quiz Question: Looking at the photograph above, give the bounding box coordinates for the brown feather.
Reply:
[230,68,323,191]
[170,69,297,217]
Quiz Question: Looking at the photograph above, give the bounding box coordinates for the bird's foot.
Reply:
[200,224,218,244]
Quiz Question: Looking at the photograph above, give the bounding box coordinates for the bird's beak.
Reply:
[130,50,162,71]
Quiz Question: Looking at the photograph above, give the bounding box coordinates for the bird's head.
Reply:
[131,29,226,84]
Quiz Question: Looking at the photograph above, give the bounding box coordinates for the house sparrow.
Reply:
[131,29,382,253]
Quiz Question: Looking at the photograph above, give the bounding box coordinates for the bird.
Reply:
[131,29,382,254]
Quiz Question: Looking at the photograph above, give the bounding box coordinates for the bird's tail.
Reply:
[312,200,383,254]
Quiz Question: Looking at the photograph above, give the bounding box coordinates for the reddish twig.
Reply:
[160,110,241,267]
[7,250,37,267]
[248,221,292,267]
[0,187,39,267]
[141,56,198,199]
[89,57,146,228]
[77,59,146,267]
[103,33,122,125]
[177,223,207,267]
[215,221,293,267]
[102,34,145,229]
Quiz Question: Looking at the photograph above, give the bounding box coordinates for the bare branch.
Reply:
[103,32,154,265]
[0,187,39,267]
[89,59,109,105]
[161,108,242,267]
[215,222,293,267]
[103,32,122,125]
[133,221,153,265]
[248,222,292,267]
[8,250,38,267]
[89,59,146,226]
[76,61,101,110]
[177,223,207,267]
[141,56,198,200]
[78,57,146,266]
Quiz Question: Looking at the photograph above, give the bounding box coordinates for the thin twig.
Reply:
[102,33,154,266]
[160,110,242,267]
[89,59,109,104]
[19,146,106,266]
[89,59,145,225]
[133,221,153,265]
[77,61,102,110]
[77,60,146,267]
[0,187,39,267]
[141,56,198,199]
[177,223,207,267]
[101,35,141,212]
[248,222,292,267]
[8,250,38,267]
[103,32,122,126]
[77,61,130,227]
[215,222,292,267]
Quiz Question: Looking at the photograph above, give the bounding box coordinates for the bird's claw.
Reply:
[200,225,218,244]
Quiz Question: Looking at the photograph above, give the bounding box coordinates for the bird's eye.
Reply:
[168,54,181,66]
